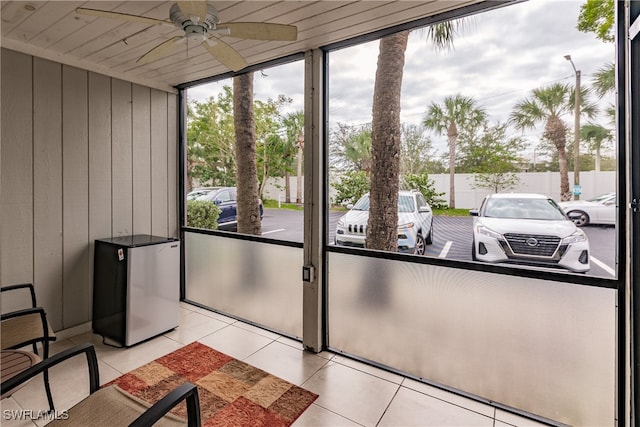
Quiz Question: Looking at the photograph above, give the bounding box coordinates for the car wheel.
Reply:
[568,210,589,227]
[471,240,477,261]
[414,234,426,255]
[425,221,433,245]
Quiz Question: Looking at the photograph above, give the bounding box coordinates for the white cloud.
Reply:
[188,0,615,157]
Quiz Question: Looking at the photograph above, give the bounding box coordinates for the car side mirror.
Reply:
[469,209,479,216]
[213,199,221,205]
[346,204,354,209]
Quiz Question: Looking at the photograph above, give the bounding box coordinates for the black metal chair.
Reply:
[1,283,57,411]
[1,343,201,427]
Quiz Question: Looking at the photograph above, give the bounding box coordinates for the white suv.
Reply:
[470,193,590,272]
[335,190,434,254]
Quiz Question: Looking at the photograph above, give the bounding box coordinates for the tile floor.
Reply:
[2,302,548,427]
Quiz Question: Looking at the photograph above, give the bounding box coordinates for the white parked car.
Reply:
[335,190,433,254]
[558,192,616,226]
[470,193,590,273]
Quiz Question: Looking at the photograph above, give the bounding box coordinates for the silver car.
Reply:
[558,192,616,226]
[334,190,434,254]
[470,193,590,273]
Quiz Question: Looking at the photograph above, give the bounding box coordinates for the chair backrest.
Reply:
[1,309,51,350]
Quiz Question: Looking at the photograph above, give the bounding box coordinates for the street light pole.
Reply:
[564,54,581,200]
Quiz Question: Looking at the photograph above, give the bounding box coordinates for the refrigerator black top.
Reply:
[96,235,178,248]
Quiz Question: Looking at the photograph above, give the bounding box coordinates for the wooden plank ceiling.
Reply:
[1,1,479,92]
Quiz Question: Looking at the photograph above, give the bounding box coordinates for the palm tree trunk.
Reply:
[366,31,408,252]
[595,146,601,172]
[296,132,303,204]
[558,146,571,201]
[447,127,457,208]
[233,72,261,235]
[284,170,291,203]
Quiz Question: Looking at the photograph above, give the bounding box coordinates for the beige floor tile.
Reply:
[244,341,330,386]
[276,337,335,360]
[197,324,274,360]
[233,321,282,340]
[331,354,404,384]
[98,335,182,373]
[191,307,238,324]
[163,310,228,344]
[0,398,38,427]
[378,386,494,426]
[495,409,550,427]
[301,361,399,426]
[401,377,495,418]
[292,403,362,426]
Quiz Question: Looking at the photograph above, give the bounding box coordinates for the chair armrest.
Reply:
[1,343,99,397]
[1,283,37,308]
[128,382,201,427]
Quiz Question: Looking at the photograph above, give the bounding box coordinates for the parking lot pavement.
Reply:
[260,209,616,278]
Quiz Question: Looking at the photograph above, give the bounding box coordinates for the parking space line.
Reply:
[439,241,452,258]
[590,256,616,277]
[262,228,285,235]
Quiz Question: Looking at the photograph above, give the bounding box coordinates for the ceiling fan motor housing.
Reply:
[169,3,220,30]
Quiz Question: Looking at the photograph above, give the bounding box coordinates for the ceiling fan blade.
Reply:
[217,22,298,41]
[176,1,208,24]
[203,38,248,72]
[137,37,184,65]
[75,7,172,27]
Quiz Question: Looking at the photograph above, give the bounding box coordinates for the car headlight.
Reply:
[475,224,502,240]
[337,218,345,228]
[398,222,414,231]
[562,229,587,244]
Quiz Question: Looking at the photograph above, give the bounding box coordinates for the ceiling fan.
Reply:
[75,1,298,71]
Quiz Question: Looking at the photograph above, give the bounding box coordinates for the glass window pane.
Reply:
[327,0,617,278]
[185,60,304,241]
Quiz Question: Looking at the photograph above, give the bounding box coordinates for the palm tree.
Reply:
[423,94,486,208]
[366,31,409,251]
[592,62,614,98]
[233,72,261,235]
[510,83,597,201]
[283,111,305,204]
[366,21,462,252]
[581,123,612,171]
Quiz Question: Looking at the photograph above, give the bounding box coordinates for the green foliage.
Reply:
[186,200,221,230]
[456,122,526,174]
[577,0,614,43]
[400,124,437,175]
[333,171,370,205]
[186,85,295,195]
[329,123,372,174]
[402,172,447,209]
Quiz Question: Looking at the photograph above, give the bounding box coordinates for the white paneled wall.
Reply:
[0,48,179,331]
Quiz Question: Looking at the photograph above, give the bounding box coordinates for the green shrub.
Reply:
[333,171,370,205]
[402,172,447,209]
[186,200,221,230]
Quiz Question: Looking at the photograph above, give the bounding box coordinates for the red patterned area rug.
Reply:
[106,341,318,426]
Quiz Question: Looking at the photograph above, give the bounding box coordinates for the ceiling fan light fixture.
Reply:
[185,26,207,43]
[169,3,218,30]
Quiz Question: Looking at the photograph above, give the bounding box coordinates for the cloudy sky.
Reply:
[188,0,615,157]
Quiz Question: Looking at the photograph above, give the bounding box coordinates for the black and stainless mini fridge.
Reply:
[93,235,180,346]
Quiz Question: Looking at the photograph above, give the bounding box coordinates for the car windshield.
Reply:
[483,197,566,220]
[588,193,615,203]
[351,194,415,213]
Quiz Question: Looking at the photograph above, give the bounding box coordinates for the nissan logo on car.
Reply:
[526,237,539,247]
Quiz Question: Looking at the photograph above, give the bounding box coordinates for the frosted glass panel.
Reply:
[185,232,303,338]
[328,252,615,426]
